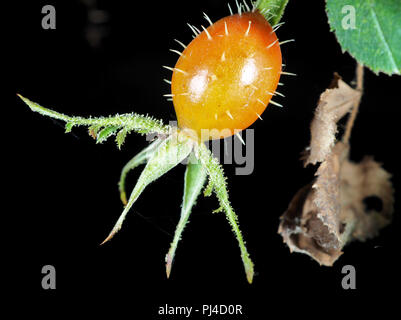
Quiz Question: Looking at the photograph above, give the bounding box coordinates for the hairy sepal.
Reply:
[18,95,171,148]
[256,0,288,25]
[196,142,254,283]
[118,139,164,205]
[166,153,207,278]
[101,132,194,244]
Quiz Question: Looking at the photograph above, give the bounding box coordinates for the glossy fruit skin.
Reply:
[171,11,282,141]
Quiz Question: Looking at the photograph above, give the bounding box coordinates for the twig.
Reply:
[343,63,364,143]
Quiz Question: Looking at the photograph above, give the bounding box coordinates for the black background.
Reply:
[9,0,401,316]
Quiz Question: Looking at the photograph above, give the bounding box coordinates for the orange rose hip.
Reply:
[170,11,282,140]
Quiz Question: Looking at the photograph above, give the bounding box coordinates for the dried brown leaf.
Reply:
[279,143,348,266]
[306,75,361,166]
[279,141,394,266]
[341,156,394,241]
[279,73,393,266]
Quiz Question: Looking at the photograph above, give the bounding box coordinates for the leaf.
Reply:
[279,142,394,266]
[165,154,207,278]
[101,133,194,244]
[279,143,348,266]
[306,74,362,165]
[341,155,394,241]
[326,0,401,75]
[279,74,394,266]
[256,0,289,26]
[196,142,254,283]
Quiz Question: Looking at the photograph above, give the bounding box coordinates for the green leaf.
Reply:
[196,142,254,283]
[101,133,194,244]
[326,0,401,75]
[165,153,207,278]
[256,0,289,26]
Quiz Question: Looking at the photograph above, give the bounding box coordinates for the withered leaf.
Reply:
[279,142,393,266]
[306,75,361,166]
[279,73,394,266]
[340,156,394,241]
[279,143,348,266]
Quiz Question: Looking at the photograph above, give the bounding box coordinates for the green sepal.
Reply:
[256,0,289,26]
[101,133,194,244]
[118,138,163,205]
[203,178,214,197]
[165,153,207,278]
[196,142,254,283]
[18,95,171,145]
